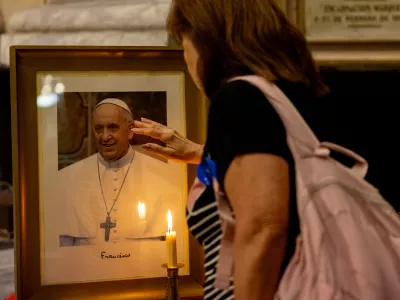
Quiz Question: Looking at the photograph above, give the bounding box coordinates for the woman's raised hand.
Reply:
[131,118,203,164]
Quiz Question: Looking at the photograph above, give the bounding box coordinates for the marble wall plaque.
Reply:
[303,0,400,41]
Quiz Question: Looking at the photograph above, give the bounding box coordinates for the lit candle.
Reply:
[138,202,146,220]
[166,210,177,267]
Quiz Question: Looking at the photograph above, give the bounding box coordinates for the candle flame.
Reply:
[168,209,172,233]
[138,202,146,220]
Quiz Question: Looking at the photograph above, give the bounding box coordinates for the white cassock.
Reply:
[57,146,177,247]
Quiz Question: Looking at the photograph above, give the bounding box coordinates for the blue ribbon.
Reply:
[197,157,217,186]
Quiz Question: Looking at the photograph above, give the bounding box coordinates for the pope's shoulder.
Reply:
[132,146,169,167]
[57,147,169,179]
[57,152,97,178]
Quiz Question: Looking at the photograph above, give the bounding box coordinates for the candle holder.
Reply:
[161,263,184,300]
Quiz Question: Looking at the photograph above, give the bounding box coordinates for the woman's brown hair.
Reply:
[167,0,328,98]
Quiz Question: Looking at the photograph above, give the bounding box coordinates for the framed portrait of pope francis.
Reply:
[10,46,206,299]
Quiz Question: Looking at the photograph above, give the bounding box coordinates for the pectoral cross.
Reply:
[100,215,116,242]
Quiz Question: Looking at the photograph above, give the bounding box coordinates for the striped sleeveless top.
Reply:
[186,160,234,300]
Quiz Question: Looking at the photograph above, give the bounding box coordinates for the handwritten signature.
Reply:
[101,251,131,259]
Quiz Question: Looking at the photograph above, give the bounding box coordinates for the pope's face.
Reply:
[92,104,133,161]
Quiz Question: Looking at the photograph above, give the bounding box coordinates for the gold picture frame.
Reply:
[310,41,400,67]
[10,46,206,300]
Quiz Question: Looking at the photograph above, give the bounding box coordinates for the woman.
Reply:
[133,0,330,299]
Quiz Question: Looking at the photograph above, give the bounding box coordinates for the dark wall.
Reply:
[320,68,400,211]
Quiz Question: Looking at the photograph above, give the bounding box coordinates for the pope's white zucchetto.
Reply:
[95,98,133,118]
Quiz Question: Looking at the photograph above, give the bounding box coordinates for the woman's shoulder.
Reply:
[213,79,265,103]
[210,79,271,116]
[213,78,314,105]
[211,78,317,119]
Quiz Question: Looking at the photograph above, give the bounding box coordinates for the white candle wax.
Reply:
[166,210,177,267]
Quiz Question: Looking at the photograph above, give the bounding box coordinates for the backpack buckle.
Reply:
[314,147,330,158]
